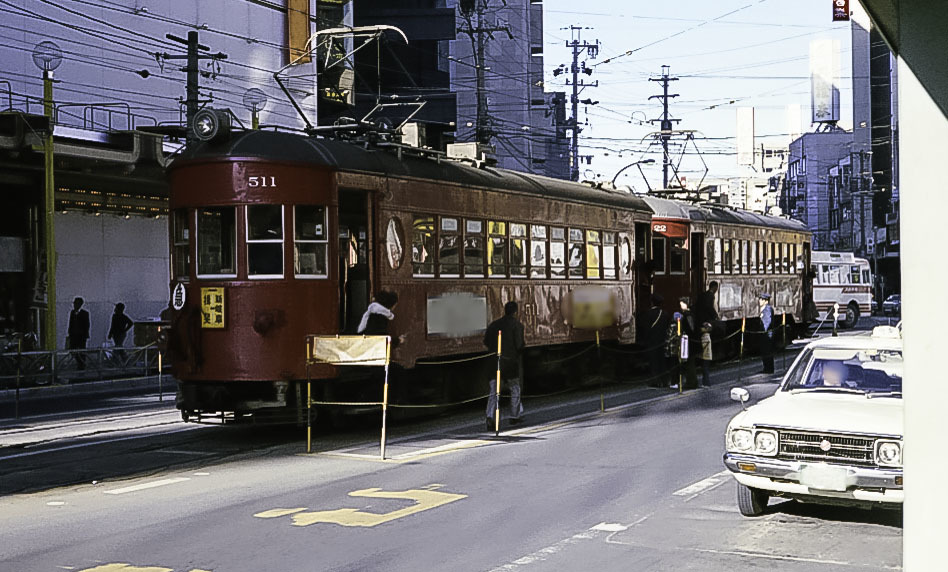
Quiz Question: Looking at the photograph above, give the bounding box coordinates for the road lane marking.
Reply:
[254,486,466,528]
[673,470,731,499]
[76,565,213,572]
[693,548,902,569]
[590,522,629,532]
[103,477,190,495]
[487,523,623,571]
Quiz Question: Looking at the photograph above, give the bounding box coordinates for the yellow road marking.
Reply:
[76,565,210,572]
[254,486,467,528]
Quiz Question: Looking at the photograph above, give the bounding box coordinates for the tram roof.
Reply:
[172,130,652,213]
[642,195,809,233]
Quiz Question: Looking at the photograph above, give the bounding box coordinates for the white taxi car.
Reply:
[723,326,903,516]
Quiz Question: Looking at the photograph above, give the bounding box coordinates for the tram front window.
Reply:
[196,207,236,277]
[247,205,284,278]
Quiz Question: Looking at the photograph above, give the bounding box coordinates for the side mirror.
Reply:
[730,388,750,407]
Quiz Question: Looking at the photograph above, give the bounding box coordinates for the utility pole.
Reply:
[162,31,227,143]
[457,1,513,145]
[648,65,680,189]
[563,26,598,181]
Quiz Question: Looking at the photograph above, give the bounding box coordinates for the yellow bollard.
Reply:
[495,330,502,436]
[307,381,312,454]
[381,337,392,460]
[157,351,163,402]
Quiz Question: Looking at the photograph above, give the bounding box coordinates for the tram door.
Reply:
[690,232,706,301]
[338,190,371,334]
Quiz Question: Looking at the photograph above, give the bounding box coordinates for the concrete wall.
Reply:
[55,212,169,349]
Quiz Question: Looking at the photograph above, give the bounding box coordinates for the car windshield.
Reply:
[784,347,903,395]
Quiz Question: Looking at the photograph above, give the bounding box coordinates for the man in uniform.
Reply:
[484,301,526,429]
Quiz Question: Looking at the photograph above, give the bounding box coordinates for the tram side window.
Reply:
[510,223,527,278]
[294,205,328,278]
[196,207,236,277]
[796,245,805,272]
[568,228,584,278]
[586,230,602,279]
[464,219,484,277]
[749,240,757,274]
[603,232,617,279]
[652,236,666,275]
[767,243,775,274]
[550,227,566,278]
[439,217,460,277]
[412,214,436,277]
[530,225,547,279]
[488,221,508,277]
[712,238,723,274]
[783,243,791,274]
[172,209,190,280]
[247,205,284,278]
[723,240,732,274]
[670,237,686,275]
[741,240,749,274]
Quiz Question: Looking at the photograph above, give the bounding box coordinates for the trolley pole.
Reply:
[494,330,502,436]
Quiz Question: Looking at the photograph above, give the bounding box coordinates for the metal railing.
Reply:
[0,342,162,390]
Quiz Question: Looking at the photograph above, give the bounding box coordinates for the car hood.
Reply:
[730,391,903,437]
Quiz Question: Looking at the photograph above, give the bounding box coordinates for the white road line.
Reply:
[103,477,190,495]
[488,523,629,571]
[0,426,201,461]
[673,470,731,498]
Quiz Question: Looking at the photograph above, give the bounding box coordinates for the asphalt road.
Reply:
[0,348,901,572]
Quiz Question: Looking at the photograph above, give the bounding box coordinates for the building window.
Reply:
[652,236,667,275]
[488,221,508,277]
[196,207,236,278]
[464,219,484,277]
[172,209,190,280]
[530,46,543,57]
[247,205,284,278]
[550,227,566,278]
[530,225,547,279]
[294,205,328,278]
[412,214,436,277]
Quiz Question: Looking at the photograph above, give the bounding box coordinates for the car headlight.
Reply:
[876,440,902,466]
[754,430,778,456]
[728,428,753,452]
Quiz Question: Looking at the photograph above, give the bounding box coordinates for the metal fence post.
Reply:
[15,334,22,419]
[738,317,746,385]
[157,350,163,402]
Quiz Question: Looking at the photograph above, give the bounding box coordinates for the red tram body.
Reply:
[166,130,811,420]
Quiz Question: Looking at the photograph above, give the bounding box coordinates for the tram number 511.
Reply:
[248,176,277,188]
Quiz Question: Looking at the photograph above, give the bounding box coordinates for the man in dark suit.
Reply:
[67,297,91,369]
[484,301,526,429]
[638,293,669,386]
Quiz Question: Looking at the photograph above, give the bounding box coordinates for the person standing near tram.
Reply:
[484,301,526,429]
[758,293,775,374]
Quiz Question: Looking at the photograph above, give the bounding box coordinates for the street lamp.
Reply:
[33,40,62,351]
[242,88,268,130]
[611,158,655,188]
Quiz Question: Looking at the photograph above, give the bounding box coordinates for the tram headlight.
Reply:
[192,108,231,142]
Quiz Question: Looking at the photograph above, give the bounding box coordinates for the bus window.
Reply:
[670,237,686,275]
[827,265,842,284]
[172,209,190,280]
[488,221,508,277]
[196,207,236,278]
[464,219,484,277]
[247,205,284,278]
[412,214,436,277]
[850,265,861,284]
[863,269,871,284]
[586,230,602,279]
[652,236,667,275]
[294,205,328,277]
[530,225,547,279]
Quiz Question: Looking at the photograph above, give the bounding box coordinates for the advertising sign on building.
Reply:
[736,107,755,166]
[810,39,841,123]
[832,0,850,22]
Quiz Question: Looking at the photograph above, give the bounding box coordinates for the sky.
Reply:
[539,0,855,187]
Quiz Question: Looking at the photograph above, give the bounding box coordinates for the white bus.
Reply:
[811,251,873,328]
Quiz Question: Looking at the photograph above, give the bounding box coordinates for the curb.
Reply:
[0,375,172,402]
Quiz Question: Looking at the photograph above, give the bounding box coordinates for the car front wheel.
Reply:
[737,483,769,516]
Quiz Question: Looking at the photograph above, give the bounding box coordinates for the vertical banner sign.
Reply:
[736,107,755,166]
[287,0,311,64]
[200,287,225,329]
[832,0,850,22]
[786,103,802,144]
[810,39,841,123]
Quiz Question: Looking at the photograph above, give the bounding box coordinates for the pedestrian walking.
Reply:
[108,302,134,363]
[758,293,775,374]
[677,297,699,390]
[638,293,669,386]
[484,300,526,429]
[67,297,90,370]
[699,321,713,387]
